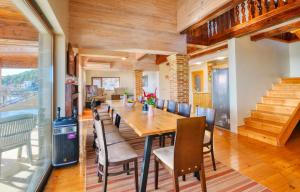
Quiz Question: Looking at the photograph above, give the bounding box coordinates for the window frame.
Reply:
[92,77,120,91]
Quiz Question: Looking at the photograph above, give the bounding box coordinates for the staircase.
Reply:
[239,77,300,146]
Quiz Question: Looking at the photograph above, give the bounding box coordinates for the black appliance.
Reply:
[52,117,79,167]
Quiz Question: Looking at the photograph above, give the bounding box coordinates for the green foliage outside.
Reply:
[2,70,37,86]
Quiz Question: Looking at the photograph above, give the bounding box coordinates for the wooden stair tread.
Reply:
[245,117,285,127]
[239,126,278,146]
[262,97,300,107]
[256,103,295,115]
[280,77,300,84]
[251,110,290,117]
[242,126,278,137]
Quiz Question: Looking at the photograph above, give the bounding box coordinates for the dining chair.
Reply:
[153,117,207,192]
[137,95,144,103]
[93,111,125,163]
[196,107,217,171]
[156,99,165,110]
[177,103,191,117]
[95,120,139,192]
[167,100,177,113]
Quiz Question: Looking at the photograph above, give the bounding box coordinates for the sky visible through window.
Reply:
[2,68,31,76]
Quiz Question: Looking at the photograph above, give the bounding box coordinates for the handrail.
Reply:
[185,0,300,46]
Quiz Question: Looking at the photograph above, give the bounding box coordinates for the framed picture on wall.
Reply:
[142,75,148,87]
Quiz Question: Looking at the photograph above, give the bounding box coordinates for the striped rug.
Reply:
[86,122,271,192]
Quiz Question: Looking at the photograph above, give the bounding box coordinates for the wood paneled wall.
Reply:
[177,0,230,32]
[69,0,186,54]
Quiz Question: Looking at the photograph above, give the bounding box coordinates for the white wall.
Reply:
[142,71,159,96]
[229,37,290,132]
[289,42,300,77]
[159,63,171,100]
[85,70,135,98]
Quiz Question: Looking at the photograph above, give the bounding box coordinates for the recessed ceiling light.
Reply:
[195,62,202,65]
[121,57,127,60]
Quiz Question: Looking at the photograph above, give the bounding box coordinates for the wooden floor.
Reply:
[45,109,300,192]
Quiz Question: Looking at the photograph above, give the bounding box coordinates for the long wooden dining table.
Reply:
[106,100,184,192]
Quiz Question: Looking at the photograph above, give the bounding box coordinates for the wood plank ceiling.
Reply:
[0,0,38,68]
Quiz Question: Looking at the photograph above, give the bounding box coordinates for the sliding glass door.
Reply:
[0,1,53,191]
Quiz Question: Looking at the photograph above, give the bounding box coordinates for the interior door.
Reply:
[212,68,230,129]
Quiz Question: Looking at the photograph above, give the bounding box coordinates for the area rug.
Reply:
[85,120,271,192]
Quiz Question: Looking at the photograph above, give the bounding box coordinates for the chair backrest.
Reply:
[195,107,216,142]
[167,100,177,113]
[137,95,143,103]
[0,114,36,150]
[94,120,108,165]
[173,117,206,176]
[178,103,191,117]
[97,88,105,96]
[156,99,165,110]
[195,107,216,131]
[92,109,99,130]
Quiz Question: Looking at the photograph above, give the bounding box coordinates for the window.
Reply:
[92,77,120,90]
[0,1,53,191]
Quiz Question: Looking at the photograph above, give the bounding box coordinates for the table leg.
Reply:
[139,135,153,192]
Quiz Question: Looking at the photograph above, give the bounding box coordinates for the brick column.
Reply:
[134,70,143,100]
[167,54,189,103]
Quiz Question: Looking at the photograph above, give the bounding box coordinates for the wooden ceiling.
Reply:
[79,49,159,71]
[0,0,38,68]
[0,0,38,41]
[251,20,300,43]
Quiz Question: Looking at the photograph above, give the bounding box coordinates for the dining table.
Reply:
[106,100,184,192]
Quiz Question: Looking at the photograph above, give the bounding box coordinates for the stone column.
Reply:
[134,70,143,100]
[167,54,189,103]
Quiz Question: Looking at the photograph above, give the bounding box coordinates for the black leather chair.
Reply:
[166,100,177,113]
[178,103,192,117]
[156,99,165,110]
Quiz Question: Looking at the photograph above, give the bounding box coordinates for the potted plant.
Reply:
[145,92,156,116]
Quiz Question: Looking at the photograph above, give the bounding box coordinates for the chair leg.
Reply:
[134,160,139,192]
[98,164,103,182]
[210,144,217,171]
[173,175,179,192]
[159,136,162,147]
[103,165,108,192]
[171,133,175,146]
[194,171,200,180]
[27,142,33,163]
[0,152,2,175]
[126,163,130,175]
[95,152,99,164]
[162,135,165,147]
[200,164,207,192]
[18,147,22,159]
[154,158,159,190]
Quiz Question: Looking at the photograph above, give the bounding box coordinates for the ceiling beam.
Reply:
[251,21,300,41]
[189,44,228,59]
[156,55,168,65]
